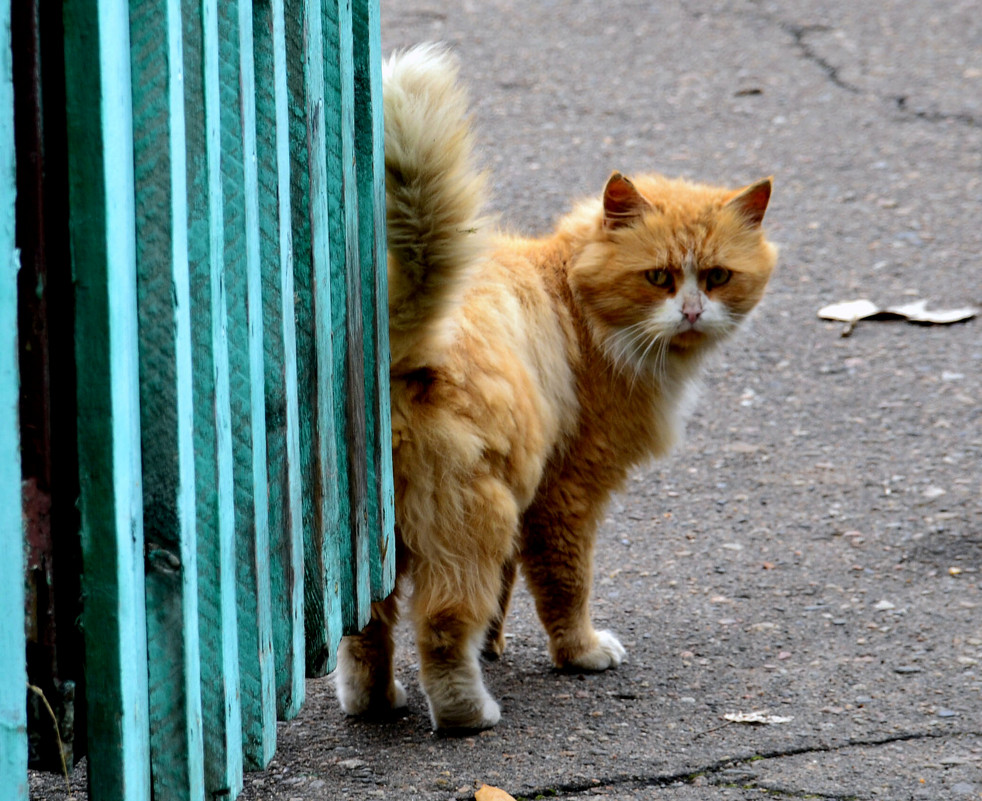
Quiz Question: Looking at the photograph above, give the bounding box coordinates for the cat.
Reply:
[336,43,778,731]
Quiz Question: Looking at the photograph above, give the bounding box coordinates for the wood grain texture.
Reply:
[323,0,372,635]
[352,0,395,602]
[129,0,206,796]
[62,1,152,798]
[217,0,277,771]
[253,0,306,721]
[0,2,27,797]
[284,0,345,677]
[181,0,243,795]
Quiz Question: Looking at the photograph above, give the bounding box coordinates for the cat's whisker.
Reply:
[629,327,665,394]
[603,320,650,376]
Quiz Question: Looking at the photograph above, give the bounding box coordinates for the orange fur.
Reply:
[336,45,778,731]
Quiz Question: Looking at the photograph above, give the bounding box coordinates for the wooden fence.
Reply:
[1,0,395,798]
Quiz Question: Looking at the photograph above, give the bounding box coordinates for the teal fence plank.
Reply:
[324,0,372,635]
[182,0,244,795]
[254,0,306,720]
[284,0,345,676]
[62,1,152,799]
[0,2,26,797]
[129,0,206,797]
[22,1,393,794]
[218,0,277,769]
[352,0,395,602]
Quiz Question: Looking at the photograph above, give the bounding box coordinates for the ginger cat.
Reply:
[336,44,778,731]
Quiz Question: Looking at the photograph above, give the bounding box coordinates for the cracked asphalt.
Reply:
[30,1,981,800]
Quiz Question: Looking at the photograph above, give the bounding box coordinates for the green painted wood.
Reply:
[218,0,277,770]
[0,2,27,797]
[323,0,372,635]
[128,0,206,797]
[181,0,244,795]
[62,1,152,798]
[284,0,345,676]
[254,0,306,720]
[352,0,395,602]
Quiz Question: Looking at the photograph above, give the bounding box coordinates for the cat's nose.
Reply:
[681,298,703,324]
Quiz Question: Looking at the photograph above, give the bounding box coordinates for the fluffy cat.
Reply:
[336,44,778,731]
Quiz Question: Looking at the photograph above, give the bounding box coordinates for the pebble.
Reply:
[894,665,924,674]
[952,782,976,795]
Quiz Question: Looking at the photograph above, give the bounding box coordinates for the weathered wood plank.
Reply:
[181,0,244,795]
[128,0,206,797]
[352,0,396,602]
[62,1,152,798]
[0,2,27,797]
[253,0,306,721]
[323,0,372,635]
[218,0,277,770]
[284,0,345,676]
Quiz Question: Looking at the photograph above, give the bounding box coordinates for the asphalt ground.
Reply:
[31,1,982,799]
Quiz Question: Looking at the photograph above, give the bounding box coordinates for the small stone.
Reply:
[937,708,958,718]
[874,600,896,611]
[952,782,976,795]
[894,665,924,674]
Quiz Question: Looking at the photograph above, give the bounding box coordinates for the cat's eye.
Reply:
[645,269,672,289]
[705,267,732,290]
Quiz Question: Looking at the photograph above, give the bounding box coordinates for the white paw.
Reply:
[430,694,500,732]
[335,672,371,716]
[567,630,626,671]
[391,679,408,709]
[336,674,407,716]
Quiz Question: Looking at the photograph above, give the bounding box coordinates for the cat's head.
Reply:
[568,171,778,378]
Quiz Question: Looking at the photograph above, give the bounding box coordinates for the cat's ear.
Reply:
[725,177,772,228]
[603,172,650,230]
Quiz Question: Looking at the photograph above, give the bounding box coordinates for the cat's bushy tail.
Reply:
[382,44,490,367]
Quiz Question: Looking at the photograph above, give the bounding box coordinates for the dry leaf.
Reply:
[818,299,881,322]
[818,298,978,335]
[723,711,794,725]
[475,784,517,801]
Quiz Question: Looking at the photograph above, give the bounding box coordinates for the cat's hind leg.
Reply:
[336,591,407,717]
[408,481,520,730]
[412,593,501,731]
[482,556,518,661]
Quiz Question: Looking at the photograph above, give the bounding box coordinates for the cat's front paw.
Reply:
[562,630,626,672]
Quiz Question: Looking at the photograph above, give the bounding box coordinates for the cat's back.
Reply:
[390,236,579,511]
